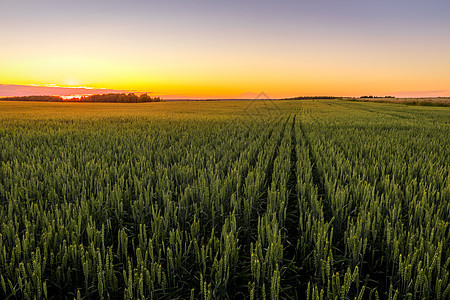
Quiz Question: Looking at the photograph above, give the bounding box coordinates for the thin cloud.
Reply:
[0,84,135,97]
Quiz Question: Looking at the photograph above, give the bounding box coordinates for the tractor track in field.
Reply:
[337,100,415,120]
[296,120,329,218]
[287,115,333,298]
[295,108,392,298]
[280,114,304,299]
[232,115,291,299]
[258,115,292,216]
[237,114,298,299]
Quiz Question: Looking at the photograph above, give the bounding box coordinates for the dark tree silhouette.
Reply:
[1,93,163,103]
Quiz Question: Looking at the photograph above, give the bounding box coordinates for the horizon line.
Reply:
[1,83,450,99]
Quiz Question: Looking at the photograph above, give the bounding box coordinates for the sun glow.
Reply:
[65,79,81,86]
[60,94,91,100]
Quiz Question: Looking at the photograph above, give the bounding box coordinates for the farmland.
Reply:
[0,99,449,299]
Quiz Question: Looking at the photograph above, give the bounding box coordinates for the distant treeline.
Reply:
[1,93,162,103]
[282,96,342,100]
[1,95,63,102]
[346,97,450,107]
[360,95,395,98]
[80,93,162,103]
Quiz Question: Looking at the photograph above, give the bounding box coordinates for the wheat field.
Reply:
[0,99,449,299]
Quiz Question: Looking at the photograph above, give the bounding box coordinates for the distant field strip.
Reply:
[0,100,449,299]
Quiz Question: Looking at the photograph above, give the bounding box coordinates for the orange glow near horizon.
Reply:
[2,46,450,99]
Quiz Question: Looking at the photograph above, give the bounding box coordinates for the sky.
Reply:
[1,0,450,99]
